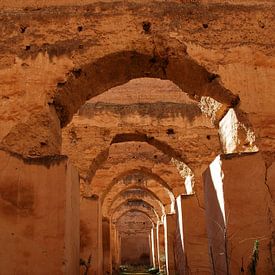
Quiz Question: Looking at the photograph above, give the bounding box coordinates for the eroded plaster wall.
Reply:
[204,153,273,274]
[0,150,80,275]
[0,1,273,158]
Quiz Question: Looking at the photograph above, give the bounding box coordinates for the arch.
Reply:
[111,200,160,222]
[105,186,165,216]
[113,205,158,225]
[85,133,191,184]
[103,183,172,215]
[53,49,239,128]
[115,209,155,227]
[108,191,164,219]
[99,167,175,203]
[111,133,185,161]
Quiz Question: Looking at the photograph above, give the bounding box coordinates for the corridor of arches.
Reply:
[0,1,274,275]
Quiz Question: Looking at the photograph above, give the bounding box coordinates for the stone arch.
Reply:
[112,204,159,225]
[115,209,155,227]
[107,190,165,219]
[103,183,173,215]
[85,133,191,184]
[111,133,185,161]
[98,167,175,203]
[111,199,160,222]
[53,49,239,128]
[104,186,165,217]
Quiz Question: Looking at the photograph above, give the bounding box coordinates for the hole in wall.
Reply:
[142,21,151,34]
[208,73,218,83]
[20,25,27,33]
[57,81,67,88]
[166,128,175,135]
[72,68,82,78]
[258,20,265,28]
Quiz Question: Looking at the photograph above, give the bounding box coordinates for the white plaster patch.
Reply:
[171,158,194,194]
[199,96,222,124]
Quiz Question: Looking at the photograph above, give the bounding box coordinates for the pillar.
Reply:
[111,225,121,271]
[176,194,211,274]
[111,225,116,271]
[117,231,121,267]
[149,232,153,266]
[102,218,112,274]
[203,153,273,274]
[0,150,80,274]
[80,195,103,275]
[164,214,176,275]
[157,222,166,271]
[151,227,159,268]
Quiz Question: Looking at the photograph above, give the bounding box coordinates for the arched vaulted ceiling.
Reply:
[112,203,159,225]
[102,183,173,214]
[54,49,238,128]
[104,187,165,217]
[106,189,165,219]
[62,92,222,185]
[1,1,265,158]
[96,167,175,202]
[116,211,153,234]
[85,133,190,184]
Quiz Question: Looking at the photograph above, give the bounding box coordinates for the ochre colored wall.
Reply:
[80,196,103,275]
[0,149,80,275]
[120,233,151,266]
[204,153,273,274]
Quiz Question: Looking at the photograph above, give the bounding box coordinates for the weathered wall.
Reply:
[80,196,103,275]
[204,153,273,274]
[0,1,273,157]
[120,233,151,265]
[62,78,220,199]
[0,1,274,273]
[164,214,177,275]
[0,0,273,9]
[175,194,211,274]
[157,222,166,271]
[0,149,80,275]
[102,218,112,274]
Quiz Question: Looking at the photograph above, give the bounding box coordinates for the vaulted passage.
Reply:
[0,1,274,275]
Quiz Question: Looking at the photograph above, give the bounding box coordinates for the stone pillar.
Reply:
[149,232,153,266]
[111,224,117,271]
[164,214,176,275]
[157,222,166,271]
[203,153,273,275]
[151,227,158,268]
[111,225,121,271]
[0,150,80,274]
[175,194,210,274]
[117,231,122,267]
[102,218,112,274]
[80,196,103,275]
